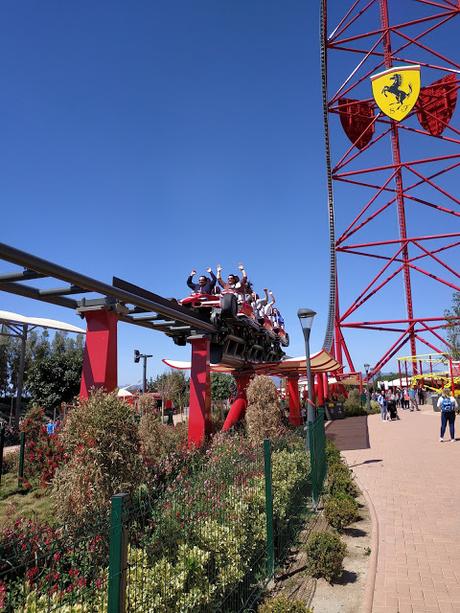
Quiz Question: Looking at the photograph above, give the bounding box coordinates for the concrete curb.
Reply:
[354,476,379,613]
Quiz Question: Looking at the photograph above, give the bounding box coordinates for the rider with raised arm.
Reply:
[253,288,271,319]
[216,264,248,293]
[187,268,217,295]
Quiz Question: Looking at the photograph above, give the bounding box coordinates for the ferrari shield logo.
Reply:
[371,65,421,121]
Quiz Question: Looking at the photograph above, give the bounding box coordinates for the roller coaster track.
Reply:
[320,0,338,355]
[0,242,285,368]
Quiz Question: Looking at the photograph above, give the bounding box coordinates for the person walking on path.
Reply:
[377,390,388,421]
[408,385,419,411]
[437,387,458,442]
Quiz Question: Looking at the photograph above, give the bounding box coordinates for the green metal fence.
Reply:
[0,430,325,612]
[308,408,327,507]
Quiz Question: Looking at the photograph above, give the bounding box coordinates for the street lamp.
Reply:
[298,308,317,424]
[364,363,371,412]
[134,350,153,393]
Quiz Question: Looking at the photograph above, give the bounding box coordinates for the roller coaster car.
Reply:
[180,292,290,349]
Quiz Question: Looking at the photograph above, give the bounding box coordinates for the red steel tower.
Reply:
[321,0,460,376]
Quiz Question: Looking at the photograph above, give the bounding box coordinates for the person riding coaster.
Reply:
[180,264,289,348]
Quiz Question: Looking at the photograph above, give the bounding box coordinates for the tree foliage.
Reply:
[211,373,236,402]
[148,370,189,407]
[445,291,460,359]
[0,330,84,409]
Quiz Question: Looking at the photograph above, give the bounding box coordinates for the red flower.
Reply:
[26,566,39,581]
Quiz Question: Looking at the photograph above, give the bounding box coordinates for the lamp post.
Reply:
[298,309,317,424]
[134,350,153,393]
[364,363,371,412]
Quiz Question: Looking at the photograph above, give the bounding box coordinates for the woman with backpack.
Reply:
[437,387,458,442]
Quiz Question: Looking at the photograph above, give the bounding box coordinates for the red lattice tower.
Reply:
[321,0,460,377]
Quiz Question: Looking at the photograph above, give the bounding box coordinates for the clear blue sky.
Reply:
[0,1,458,385]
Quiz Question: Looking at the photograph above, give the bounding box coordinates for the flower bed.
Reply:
[2,431,310,612]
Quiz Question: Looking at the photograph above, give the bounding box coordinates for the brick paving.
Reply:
[327,406,460,613]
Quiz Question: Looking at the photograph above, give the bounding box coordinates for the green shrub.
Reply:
[327,463,359,498]
[324,492,359,531]
[258,594,313,612]
[19,406,67,486]
[139,412,187,464]
[343,389,366,416]
[246,376,284,443]
[305,530,347,582]
[52,390,145,531]
[325,440,341,466]
[343,390,368,417]
[2,449,19,474]
[369,400,381,414]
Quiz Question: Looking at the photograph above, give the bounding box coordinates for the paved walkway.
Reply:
[327,405,460,613]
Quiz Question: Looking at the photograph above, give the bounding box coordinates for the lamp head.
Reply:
[297,308,317,338]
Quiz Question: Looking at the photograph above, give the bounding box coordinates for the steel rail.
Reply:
[320,0,338,355]
[0,243,216,333]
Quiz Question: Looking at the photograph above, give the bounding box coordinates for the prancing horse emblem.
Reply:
[381,73,412,108]
[371,65,421,121]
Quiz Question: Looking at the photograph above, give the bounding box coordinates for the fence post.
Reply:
[108,493,128,613]
[263,439,274,577]
[18,431,25,488]
[318,407,327,489]
[0,425,4,485]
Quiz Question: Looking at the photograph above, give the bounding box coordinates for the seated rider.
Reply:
[272,307,285,331]
[187,268,217,295]
[216,264,247,295]
[253,288,274,321]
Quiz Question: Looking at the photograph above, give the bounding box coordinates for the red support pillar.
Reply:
[449,358,455,396]
[398,359,402,388]
[222,372,252,432]
[404,360,409,387]
[287,375,302,427]
[322,373,329,401]
[80,309,118,398]
[188,336,211,447]
[316,373,325,407]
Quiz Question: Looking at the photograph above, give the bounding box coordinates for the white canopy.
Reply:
[163,349,342,375]
[0,310,86,334]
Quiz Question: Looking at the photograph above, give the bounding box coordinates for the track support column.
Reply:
[188,335,211,447]
[79,308,119,398]
[316,373,325,408]
[287,375,302,427]
[322,373,329,401]
[222,371,252,431]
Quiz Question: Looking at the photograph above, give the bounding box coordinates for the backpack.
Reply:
[441,397,454,412]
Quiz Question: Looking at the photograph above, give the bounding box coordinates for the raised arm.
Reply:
[187,270,197,290]
[238,264,247,288]
[216,265,225,288]
[207,267,217,289]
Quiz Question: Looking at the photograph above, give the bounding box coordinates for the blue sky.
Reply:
[0,1,458,385]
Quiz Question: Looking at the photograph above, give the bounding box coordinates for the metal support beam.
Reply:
[222,371,252,431]
[287,375,302,426]
[15,324,28,431]
[188,335,212,447]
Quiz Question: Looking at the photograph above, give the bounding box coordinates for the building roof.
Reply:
[0,310,86,334]
[163,348,342,376]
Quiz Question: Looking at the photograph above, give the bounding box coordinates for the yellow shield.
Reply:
[371,65,421,121]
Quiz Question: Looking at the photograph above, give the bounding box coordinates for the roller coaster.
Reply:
[1,0,459,446]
